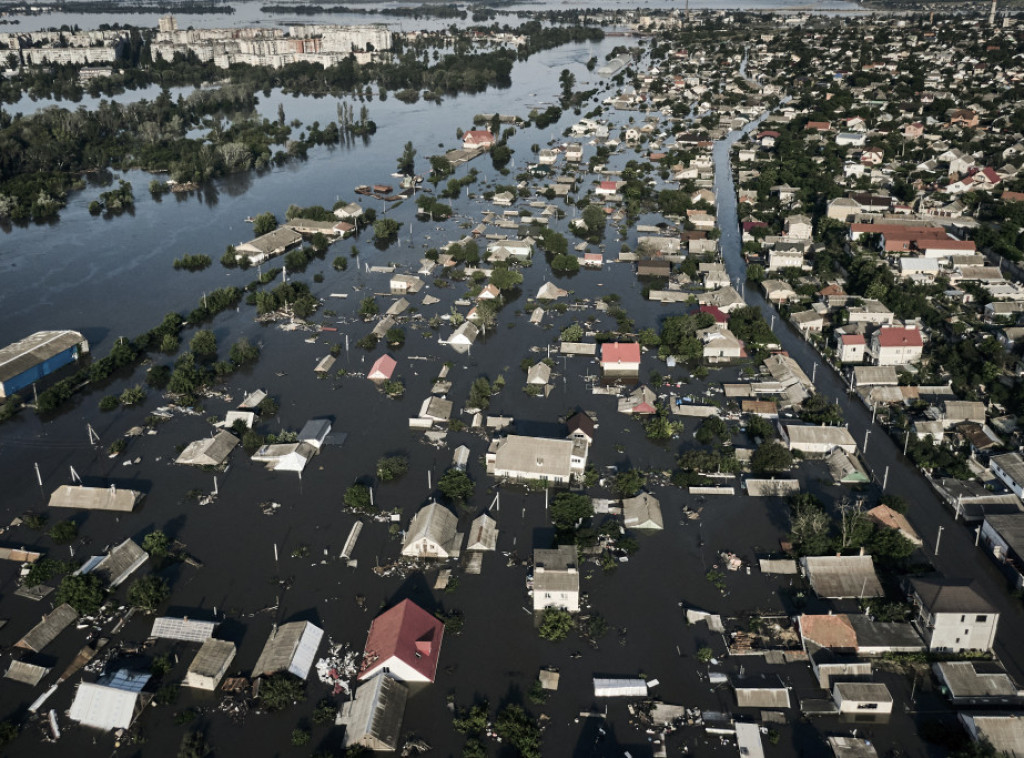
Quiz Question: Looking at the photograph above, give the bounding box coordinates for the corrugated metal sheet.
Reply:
[15,604,78,652]
[150,617,217,642]
[0,331,86,392]
[5,661,50,686]
[48,485,142,512]
[253,621,323,680]
[593,678,648,697]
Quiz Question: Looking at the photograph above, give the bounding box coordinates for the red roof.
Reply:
[464,130,495,145]
[918,239,975,252]
[632,402,657,415]
[368,354,397,380]
[599,181,619,191]
[876,328,922,348]
[840,334,866,345]
[700,305,728,323]
[601,342,641,366]
[359,599,444,682]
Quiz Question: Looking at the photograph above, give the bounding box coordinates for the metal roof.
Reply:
[4,660,50,686]
[491,435,577,480]
[961,714,1024,757]
[801,555,883,598]
[935,661,1019,699]
[0,331,85,383]
[828,736,879,758]
[69,675,149,731]
[467,514,498,551]
[175,431,239,466]
[341,674,408,751]
[86,538,148,588]
[622,493,663,530]
[402,503,461,558]
[992,453,1024,485]
[185,639,236,687]
[252,621,323,680]
[150,616,217,642]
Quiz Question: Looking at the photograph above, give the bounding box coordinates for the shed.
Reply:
[69,669,152,731]
[184,639,236,691]
[593,678,648,698]
[15,603,78,652]
[833,681,893,714]
[622,492,663,530]
[150,617,217,642]
[4,660,51,687]
[467,514,498,552]
[339,673,408,752]
[252,621,324,680]
[175,431,239,467]
[48,484,142,513]
[801,555,883,598]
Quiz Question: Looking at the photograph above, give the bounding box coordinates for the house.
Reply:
[76,538,148,588]
[252,620,324,679]
[176,431,239,467]
[446,322,479,354]
[536,282,568,300]
[871,326,923,365]
[298,418,331,450]
[801,555,883,598]
[565,143,583,162]
[184,639,236,691]
[487,435,587,485]
[595,180,621,196]
[526,362,551,385]
[358,599,444,683]
[698,323,744,360]
[979,514,1024,589]
[466,514,498,552]
[69,670,152,731]
[622,492,663,530]
[617,384,657,415]
[451,445,470,472]
[958,714,1024,757]
[866,505,923,546]
[833,682,893,715]
[990,452,1024,499]
[338,673,408,752]
[463,129,495,150]
[799,613,923,656]
[333,202,363,221]
[907,577,999,652]
[533,545,579,612]
[943,400,988,429]
[401,502,463,559]
[0,330,90,399]
[566,411,596,445]
[601,342,641,375]
[836,132,867,147]
[582,252,603,269]
[828,737,879,758]
[15,603,78,653]
[837,334,866,363]
[637,259,672,277]
[390,274,423,295]
[826,448,870,484]
[933,661,1024,706]
[368,354,397,383]
[779,423,858,455]
[851,365,899,388]
[790,310,824,333]
[48,484,143,513]
[733,675,790,709]
[486,239,532,262]
[761,279,797,304]
[235,227,303,265]
[419,397,453,423]
[785,214,813,239]
[251,442,316,473]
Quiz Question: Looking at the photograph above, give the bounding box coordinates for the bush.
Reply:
[438,469,474,505]
[128,575,170,612]
[54,574,105,615]
[260,673,305,711]
[344,484,376,513]
[538,607,574,641]
[99,394,120,411]
[376,455,409,482]
[48,520,78,544]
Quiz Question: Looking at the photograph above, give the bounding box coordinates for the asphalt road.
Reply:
[713,127,1024,682]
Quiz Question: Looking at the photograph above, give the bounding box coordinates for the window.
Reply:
[856,703,878,710]
[976,615,988,623]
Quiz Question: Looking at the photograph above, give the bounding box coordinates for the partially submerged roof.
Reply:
[467,513,498,552]
[935,661,1020,699]
[359,599,445,683]
[185,638,236,687]
[622,492,663,530]
[733,674,791,709]
[150,616,217,642]
[961,714,1024,757]
[15,603,79,652]
[0,330,86,384]
[252,621,324,680]
[402,502,462,558]
[340,673,408,752]
[69,670,151,731]
[49,484,142,512]
[801,555,883,598]
[79,538,148,588]
[175,430,239,467]
[828,736,879,758]
[4,660,50,686]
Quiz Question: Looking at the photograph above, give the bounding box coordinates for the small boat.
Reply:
[244,216,255,223]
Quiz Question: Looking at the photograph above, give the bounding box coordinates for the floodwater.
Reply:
[0,23,980,758]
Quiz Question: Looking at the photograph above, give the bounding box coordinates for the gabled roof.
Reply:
[909,577,995,615]
[402,502,461,557]
[48,485,142,512]
[566,411,596,439]
[83,538,148,588]
[252,621,324,680]
[601,342,641,365]
[875,327,923,348]
[341,673,408,751]
[15,603,78,652]
[368,354,397,381]
[359,599,444,682]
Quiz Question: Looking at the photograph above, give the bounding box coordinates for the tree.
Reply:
[549,492,593,532]
[189,329,217,360]
[799,393,844,425]
[438,469,474,505]
[467,377,493,410]
[489,267,523,291]
[376,455,409,482]
[495,705,542,758]
[746,415,775,441]
[259,673,305,711]
[538,607,574,641]
[119,384,146,406]
[611,468,646,497]
[253,212,278,236]
[54,574,105,615]
[385,326,405,346]
[551,253,579,273]
[48,520,78,544]
[750,442,793,474]
[696,646,714,663]
[560,323,583,342]
[167,352,206,403]
[696,416,729,445]
[582,205,605,240]
[128,575,170,612]
[373,218,402,241]
[397,140,416,176]
[229,338,260,366]
[143,530,171,558]
[359,296,379,319]
[344,484,375,514]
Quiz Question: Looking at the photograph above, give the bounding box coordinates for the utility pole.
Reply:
[935,525,944,556]
[882,466,889,490]
[863,429,871,453]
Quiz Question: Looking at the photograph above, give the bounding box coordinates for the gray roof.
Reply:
[252,621,324,680]
[467,514,498,551]
[733,675,791,709]
[150,616,217,642]
[15,603,79,652]
[961,713,1024,755]
[175,431,239,466]
[340,673,408,751]
[534,545,579,595]
[834,681,893,704]
[0,330,86,384]
[89,538,148,588]
[784,424,857,449]
[910,577,995,615]
[298,418,332,444]
[852,365,899,386]
[934,661,1019,699]
[402,503,462,558]
[490,435,577,479]
[801,555,883,598]
[240,226,302,255]
[828,736,879,758]
[992,452,1024,485]
[4,660,50,686]
[49,485,142,512]
[622,493,663,530]
[185,638,236,687]
[984,514,1024,558]
[847,615,923,651]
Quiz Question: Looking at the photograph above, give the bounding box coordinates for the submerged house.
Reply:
[338,673,408,752]
[69,669,153,731]
[76,538,148,588]
[48,484,143,513]
[401,502,463,559]
[0,330,89,399]
[252,620,324,680]
[175,430,239,467]
[358,599,444,683]
[184,639,236,691]
[533,545,579,613]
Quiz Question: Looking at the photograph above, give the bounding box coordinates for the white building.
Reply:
[533,545,579,612]
[486,435,588,485]
[908,578,999,653]
[401,502,463,559]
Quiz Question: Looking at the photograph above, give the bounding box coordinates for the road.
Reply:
[713,121,1024,681]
